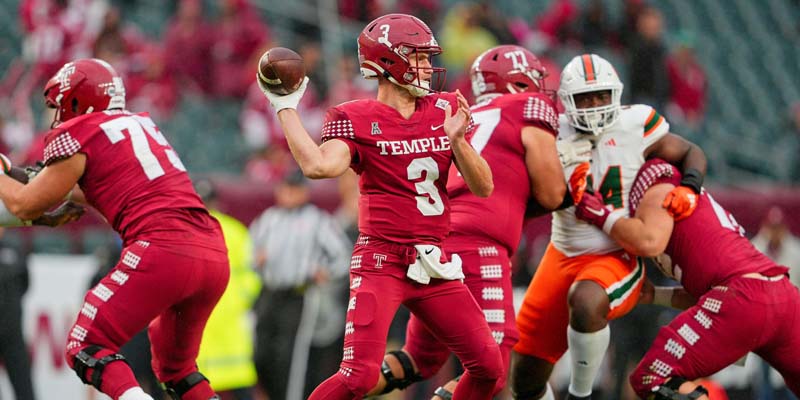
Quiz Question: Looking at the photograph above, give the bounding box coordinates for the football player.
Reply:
[0,59,229,400]
[365,44,576,399]
[259,13,503,400]
[574,158,800,398]
[512,54,708,400]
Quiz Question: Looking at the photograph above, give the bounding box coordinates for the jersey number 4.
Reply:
[100,115,186,180]
[587,165,624,209]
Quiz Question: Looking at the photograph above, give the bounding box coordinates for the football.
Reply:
[257,47,306,95]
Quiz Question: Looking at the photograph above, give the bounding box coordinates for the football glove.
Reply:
[259,76,309,112]
[574,189,627,234]
[662,186,698,221]
[556,138,592,168]
[568,162,591,204]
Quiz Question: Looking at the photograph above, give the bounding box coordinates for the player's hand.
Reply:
[556,139,592,168]
[260,76,309,112]
[662,186,698,221]
[32,201,86,227]
[574,188,613,228]
[568,162,591,204]
[443,90,471,143]
[0,153,12,175]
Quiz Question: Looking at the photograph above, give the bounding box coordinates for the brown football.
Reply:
[257,47,306,95]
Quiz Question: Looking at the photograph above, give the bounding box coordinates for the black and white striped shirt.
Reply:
[249,204,352,290]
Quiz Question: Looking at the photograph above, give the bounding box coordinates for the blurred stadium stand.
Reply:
[0,0,798,254]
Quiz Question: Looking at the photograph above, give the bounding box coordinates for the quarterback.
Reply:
[261,13,503,400]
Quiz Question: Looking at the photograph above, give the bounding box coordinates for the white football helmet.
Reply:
[558,54,623,136]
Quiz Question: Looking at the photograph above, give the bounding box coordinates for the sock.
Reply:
[542,383,555,400]
[118,387,154,400]
[567,325,610,397]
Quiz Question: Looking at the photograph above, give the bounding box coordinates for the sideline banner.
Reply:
[0,254,110,400]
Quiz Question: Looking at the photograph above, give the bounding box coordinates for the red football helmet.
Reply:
[357,13,445,97]
[470,45,549,101]
[43,58,126,127]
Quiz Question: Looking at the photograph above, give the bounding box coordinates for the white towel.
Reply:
[406,245,464,284]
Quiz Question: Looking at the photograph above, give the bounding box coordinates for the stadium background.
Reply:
[0,0,798,399]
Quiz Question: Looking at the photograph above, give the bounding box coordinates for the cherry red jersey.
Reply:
[447,92,558,254]
[321,93,467,245]
[630,161,787,298]
[43,110,223,250]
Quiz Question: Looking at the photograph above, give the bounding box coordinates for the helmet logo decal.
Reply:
[504,50,529,72]
[56,64,76,93]
[581,54,596,83]
[378,24,392,48]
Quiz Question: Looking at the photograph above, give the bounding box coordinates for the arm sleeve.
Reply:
[521,95,559,136]
[641,106,670,148]
[321,107,360,169]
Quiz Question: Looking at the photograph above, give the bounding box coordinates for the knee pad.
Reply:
[71,345,129,390]
[162,372,210,400]
[378,350,422,394]
[650,377,708,400]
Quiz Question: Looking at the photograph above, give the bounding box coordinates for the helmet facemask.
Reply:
[558,54,624,136]
[560,87,622,136]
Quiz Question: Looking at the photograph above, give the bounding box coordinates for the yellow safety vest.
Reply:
[196,210,262,391]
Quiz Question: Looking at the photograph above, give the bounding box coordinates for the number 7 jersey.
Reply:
[552,104,669,256]
[43,110,208,243]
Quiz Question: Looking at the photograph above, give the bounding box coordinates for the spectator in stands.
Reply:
[627,6,670,110]
[249,170,351,400]
[439,4,498,77]
[325,54,376,107]
[472,0,516,44]
[337,0,382,22]
[533,0,579,47]
[615,0,646,48]
[210,0,270,98]
[751,206,800,400]
[666,31,707,130]
[195,179,262,400]
[788,102,800,183]
[578,0,612,50]
[0,228,35,400]
[397,0,441,29]
[163,0,215,94]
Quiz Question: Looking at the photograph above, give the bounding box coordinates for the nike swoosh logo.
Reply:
[424,248,435,255]
[585,207,605,216]
[431,123,444,130]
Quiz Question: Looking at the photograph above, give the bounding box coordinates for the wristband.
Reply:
[653,287,673,307]
[601,209,627,235]
[680,168,703,194]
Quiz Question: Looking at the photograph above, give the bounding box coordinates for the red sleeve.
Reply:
[629,158,682,214]
[521,94,559,136]
[43,129,83,166]
[320,107,360,169]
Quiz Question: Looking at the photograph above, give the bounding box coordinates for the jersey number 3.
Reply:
[100,115,186,180]
[408,157,444,216]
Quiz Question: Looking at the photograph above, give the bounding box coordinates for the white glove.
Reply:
[556,138,592,168]
[258,75,309,112]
